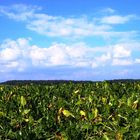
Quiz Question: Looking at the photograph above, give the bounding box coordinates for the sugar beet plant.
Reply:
[0,81,140,140]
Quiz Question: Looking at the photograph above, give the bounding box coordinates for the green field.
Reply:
[0,81,140,139]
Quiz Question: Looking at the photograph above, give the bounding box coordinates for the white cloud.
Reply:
[113,44,131,58]
[0,38,94,71]
[0,4,40,21]
[0,4,140,80]
[135,59,140,63]
[29,43,94,67]
[100,15,137,24]
[92,53,111,68]
[26,15,112,38]
[0,37,140,75]
[0,38,105,71]
[0,4,110,37]
[0,38,31,71]
[101,8,116,14]
[0,47,20,61]
[0,4,138,40]
[29,44,69,66]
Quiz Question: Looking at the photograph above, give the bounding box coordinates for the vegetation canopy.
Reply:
[0,80,140,139]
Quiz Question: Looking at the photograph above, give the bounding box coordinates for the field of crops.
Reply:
[0,81,140,140]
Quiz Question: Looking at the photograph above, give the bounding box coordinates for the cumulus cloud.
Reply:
[0,38,31,72]
[0,38,140,73]
[0,38,90,71]
[0,37,140,81]
[29,44,69,66]
[0,47,20,61]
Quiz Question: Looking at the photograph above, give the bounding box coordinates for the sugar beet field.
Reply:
[0,80,140,140]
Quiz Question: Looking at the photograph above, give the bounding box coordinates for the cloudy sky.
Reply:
[0,0,140,81]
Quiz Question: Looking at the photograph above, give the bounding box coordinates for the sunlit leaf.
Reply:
[24,118,29,122]
[80,110,86,116]
[20,96,26,106]
[74,90,79,94]
[132,100,138,109]
[62,109,75,118]
[102,97,107,104]
[92,108,98,118]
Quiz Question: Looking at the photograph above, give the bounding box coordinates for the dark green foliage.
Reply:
[0,81,140,139]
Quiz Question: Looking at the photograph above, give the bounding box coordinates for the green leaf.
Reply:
[22,109,30,115]
[92,108,98,118]
[132,100,138,109]
[75,100,83,105]
[61,132,68,140]
[62,109,75,118]
[89,95,93,103]
[118,114,127,121]
[102,97,107,104]
[127,97,132,106]
[0,111,5,117]
[81,123,91,130]
[24,118,29,122]
[74,90,79,94]
[20,96,26,106]
[80,110,86,116]
[103,134,109,140]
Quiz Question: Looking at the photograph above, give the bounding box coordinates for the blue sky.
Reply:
[0,0,140,81]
